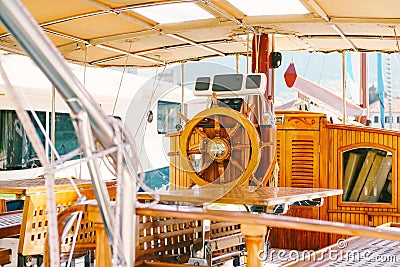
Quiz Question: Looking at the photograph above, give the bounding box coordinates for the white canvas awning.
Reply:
[0,0,399,67]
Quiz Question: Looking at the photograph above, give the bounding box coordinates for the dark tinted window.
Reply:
[246,74,261,89]
[194,77,211,91]
[50,113,80,159]
[212,74,243,92]
[0,110,45,170]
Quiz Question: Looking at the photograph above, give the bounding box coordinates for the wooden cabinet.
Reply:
[326,124,399,244]
[270,111,328,250]
[272,112,400,250]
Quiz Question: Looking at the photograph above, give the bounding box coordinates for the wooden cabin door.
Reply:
[270,112,327,251]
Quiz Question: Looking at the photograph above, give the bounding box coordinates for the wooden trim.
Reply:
[328,209,400,217]
[18,196,31,254]
[336,143,396,209]
[337,202,395,209]
[368,212,400,217]
[165,132,181,137]
[328,209,367,214]
[338,143,395,154]
[326,123,400,136]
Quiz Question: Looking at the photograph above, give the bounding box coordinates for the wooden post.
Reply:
[94,222,112,267]
[250,33,274,124]
[241,224,267,267]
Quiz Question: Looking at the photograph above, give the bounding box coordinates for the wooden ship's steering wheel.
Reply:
[178,94,261,187]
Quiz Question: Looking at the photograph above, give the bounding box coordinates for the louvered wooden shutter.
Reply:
[286,131,319,188]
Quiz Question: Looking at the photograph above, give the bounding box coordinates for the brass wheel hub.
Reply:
[207,137,230,161]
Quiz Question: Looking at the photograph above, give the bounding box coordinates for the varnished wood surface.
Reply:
[326,123,400,244]
[0,248,11,266]
[271,111,400,251]
[271,112,328,251]
[138,186,342,206]
[22,186,116,258]
[0,178,115,196]
[0,210,23,238]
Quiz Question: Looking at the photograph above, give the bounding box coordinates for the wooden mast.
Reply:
[250,33,274,124]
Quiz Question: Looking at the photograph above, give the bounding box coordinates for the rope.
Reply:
[136,64,167,158]
[133,63,166,140]
[112,42,132,116]
[303,53,311,76]
[318,55,326,84]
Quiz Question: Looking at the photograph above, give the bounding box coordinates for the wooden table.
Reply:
[138,186,343,206]
[0,178,115,198]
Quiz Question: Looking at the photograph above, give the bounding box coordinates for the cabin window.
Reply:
[342,148,392,204]
[49,113,80,159]
[0,110,45,170]
[0,110,80,170]
[397,116,400,123]
[157,100,184,134]
[374,116,378,123]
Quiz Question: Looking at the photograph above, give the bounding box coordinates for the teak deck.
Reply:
[284,223,400,266]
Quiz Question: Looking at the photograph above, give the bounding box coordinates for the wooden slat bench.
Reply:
[0,248,11,266]
[136,215,203,264]
[18,185,116,267]
[0,210,23,239]
[47,204,205,267]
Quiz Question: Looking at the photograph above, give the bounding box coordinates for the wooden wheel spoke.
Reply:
[260,141,274,149]
[187,149,201,155]
[230,158,244,172]
[189,142,200,150]
[218,162,225,178]
[198,165,208,176]
[227,123,241,137]
[211,92,218,107]
[194,127,208,138]
[178,113,189,123]
[214,115,221,137]
[244,104,255,117]
[179,113,208,138]
[232,143,250,150]
[248,175,262,191]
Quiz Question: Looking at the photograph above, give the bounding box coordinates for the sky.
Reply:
[137,51,400,106]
